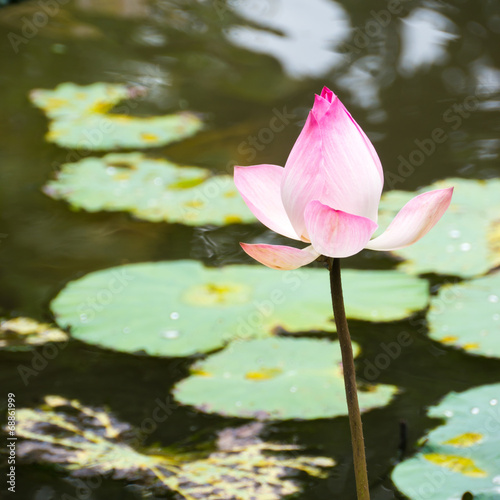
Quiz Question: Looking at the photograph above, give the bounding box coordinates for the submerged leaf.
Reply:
[30,82,203,150]
[14,396,335,499]
[392,383,500,499]
[174,337,398,420]
[43,153,255,226]
[51,261,429,357]
[376,178,500,278]
[0,317,68,350]
[427,271,500,358]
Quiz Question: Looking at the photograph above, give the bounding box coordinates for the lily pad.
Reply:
[392,383,500,499]
[174,337,398,420]
[30,82,203,150]
[427,271,500,358]
[43,153,255,226]
[0,317,68,350]
[377,178,500,278]
[50,261,429,357]
[14,396,335,499]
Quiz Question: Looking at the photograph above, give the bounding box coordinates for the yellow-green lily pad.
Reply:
[174,337,398,420]
[50,261,429,357]
[43,153,255,226]
[427,271,500,358]
[30,82,203,150]
[0,317,68,350]
[377,178,500,278]
[392,383,500,499]
[14,396,335,499]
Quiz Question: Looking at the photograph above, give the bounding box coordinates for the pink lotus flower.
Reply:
[234,87,453,270]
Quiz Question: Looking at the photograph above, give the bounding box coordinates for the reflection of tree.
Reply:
[328,0,500,186]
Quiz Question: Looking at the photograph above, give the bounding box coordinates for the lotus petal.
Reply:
[240,243,320,270]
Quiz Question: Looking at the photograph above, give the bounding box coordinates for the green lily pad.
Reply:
[29,82,203,150]
[174,337,398,420]
[14,396,335,499]
[50,261,429,357]
[392,383,500,499]
[427,271,500,358]
[377,178,500,278]
[43,153,255,226]
[0,317,68,351]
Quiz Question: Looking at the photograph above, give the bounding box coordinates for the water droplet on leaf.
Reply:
[161,330,179,339]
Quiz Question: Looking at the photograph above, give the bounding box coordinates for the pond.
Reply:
[0,0,499,499]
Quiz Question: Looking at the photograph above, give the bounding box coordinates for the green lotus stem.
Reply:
[328,257,370,500]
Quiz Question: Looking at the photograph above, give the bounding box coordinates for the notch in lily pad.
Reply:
[392,383,500,499]
[43,153,255,226]
[427,271,500,358]
[174,337,398,420]
[30,82,203,150]
[50,260,429,358]
[14,395,335,499]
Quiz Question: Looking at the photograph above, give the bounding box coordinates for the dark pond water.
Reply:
[0,0,499,498]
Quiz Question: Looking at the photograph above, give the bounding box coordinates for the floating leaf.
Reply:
[43,153,255,226]
[427,271,500,358]
[377,178,500,278]
[0,317,68,350]
[30,82,203,150]
[174,337,398,420]
[51,261,429,357]
[14,396,335,499]
[392,383,500,499]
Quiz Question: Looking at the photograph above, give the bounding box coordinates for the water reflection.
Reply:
[399,7,458,76]
[0,0,500,498]
[226,0,350,78]
[336,56,387,112]
[471,61,500,110]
